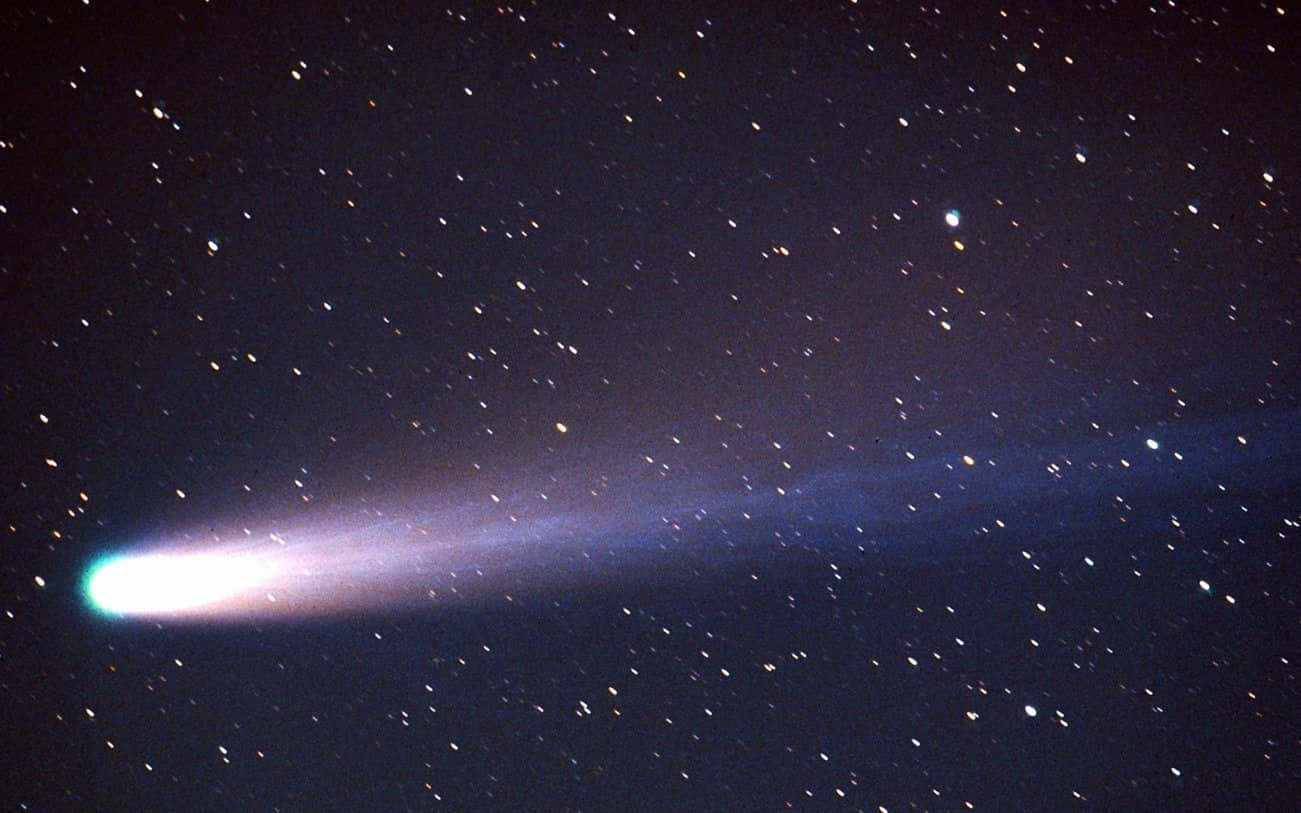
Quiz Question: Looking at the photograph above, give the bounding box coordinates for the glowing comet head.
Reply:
[84,553,268,617]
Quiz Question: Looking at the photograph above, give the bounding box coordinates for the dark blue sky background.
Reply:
[2,1,1298,809]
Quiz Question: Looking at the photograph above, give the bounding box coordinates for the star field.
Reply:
[2,1,1298,809]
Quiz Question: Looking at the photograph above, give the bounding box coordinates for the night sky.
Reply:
[3,1,1299,809]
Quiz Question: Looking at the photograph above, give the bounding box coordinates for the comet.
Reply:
[78,437,1084,622]
[85,553,272,616]
[76,484,675,621]
[70,456,954,622]
[78,508,563,621]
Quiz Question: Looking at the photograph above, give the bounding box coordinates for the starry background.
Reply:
[2,0,1299,809]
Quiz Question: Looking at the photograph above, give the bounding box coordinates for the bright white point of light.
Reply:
[944,210,961,228]
[898,116,908,127]
[85,554,268,616]
[1263,171,1274,183]
[1075,151,1086,163]
[1024,705,1038,717]
[34,575,46,588]
[207,238,219,252]
[962,454,975,466]
[555,422,568,433]
[1084,556,1095,566]
[1198,580,1211,592]
[1146,438,1160,450]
